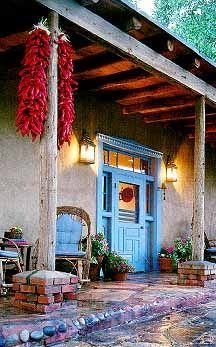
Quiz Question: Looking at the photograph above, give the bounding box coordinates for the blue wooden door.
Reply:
[113,173,146,272]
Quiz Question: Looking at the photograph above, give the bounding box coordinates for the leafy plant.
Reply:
[158,247,174,258]
[104,252,135,274]
[83,232,109,264]
[91,233,109,258]
[173,237,192,263]
[159,237,192,269]
[8,226,23,233]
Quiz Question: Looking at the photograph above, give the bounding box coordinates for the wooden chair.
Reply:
[56,206,91,283]
[204,232,216,262]
[0,237,23,294]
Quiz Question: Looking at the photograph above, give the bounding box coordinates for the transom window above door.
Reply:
[103,149,154,175]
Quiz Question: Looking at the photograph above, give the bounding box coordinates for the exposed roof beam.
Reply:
[74,59,136,80]
[189,133,216,140]
[36,0,216,106]
[91,75,163,91]
[143,110,216,124]
[0,31,28,52]
[193,125,216,133]
[73,43,106,61]
[124,16,159,41]
[123,96,195,115]
[143,109,195,123]
[116,83,189,105]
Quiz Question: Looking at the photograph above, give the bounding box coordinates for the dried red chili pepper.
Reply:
[16,27,50,141]
[57,34,78,149]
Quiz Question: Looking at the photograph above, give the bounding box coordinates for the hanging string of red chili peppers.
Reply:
[57,33,78,149]
[16,23,77,148]
[16,25,50,142]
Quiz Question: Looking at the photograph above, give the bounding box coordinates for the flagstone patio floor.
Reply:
[1,272,216,346]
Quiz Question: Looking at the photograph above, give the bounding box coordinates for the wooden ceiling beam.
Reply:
[116,83,189,105]
[0,31,28,52]
[144,111,216,123]
[124,16,159,41]
[74,59,136,80]
[91,75,163,91]
[184,119,216,128]
[125,19,178,60]
[195,125,216,133]
[189,133,216,140]
[73,43,106,61]
[36,0,216,106]
[143,109,195,123]
[123,96,195,115]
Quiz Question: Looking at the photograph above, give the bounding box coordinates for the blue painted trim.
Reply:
[153,158,162,270]
[98,134,163,159]
[97,134,162,272]
[96,138,103,234]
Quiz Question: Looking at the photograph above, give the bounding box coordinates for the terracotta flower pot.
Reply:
[89,264,101,281]
[112,272,128,281]
[159,258,173,272]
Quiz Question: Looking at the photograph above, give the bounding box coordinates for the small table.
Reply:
[0,242,32,271]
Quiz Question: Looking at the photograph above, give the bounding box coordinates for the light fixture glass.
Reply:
[166,156,177,182]
[79,131,95,164]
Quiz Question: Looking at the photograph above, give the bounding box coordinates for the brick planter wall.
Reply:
[12,270,78,313]
[178,261,216,287]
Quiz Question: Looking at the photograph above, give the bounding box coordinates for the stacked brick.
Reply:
[178,261,216,287]
[12,270,78,313]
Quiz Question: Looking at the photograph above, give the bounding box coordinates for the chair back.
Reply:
[204,232,210,249]
[56,206,91,259]
[56,215,82,255]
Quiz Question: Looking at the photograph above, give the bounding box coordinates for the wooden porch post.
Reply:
[192,96,205,261]
[38,11,58,270]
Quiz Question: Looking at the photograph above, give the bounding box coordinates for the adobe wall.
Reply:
[0,79,215,248]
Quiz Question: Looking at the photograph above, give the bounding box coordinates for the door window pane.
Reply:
[102,173,111,211]
[118,153,133,171]
[109,151,118,167]
[103,149,152,176]
[146,182,153,215]
[103,150,109,165]
[119,182,139,223]
[134,157,140,173]
[141,159,149,174]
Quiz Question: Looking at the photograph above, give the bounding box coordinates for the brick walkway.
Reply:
[1,272,216,346]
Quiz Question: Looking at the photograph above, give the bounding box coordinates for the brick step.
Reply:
[1,288,216,346]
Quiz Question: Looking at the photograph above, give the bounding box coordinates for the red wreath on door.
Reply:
[120,187,134,203]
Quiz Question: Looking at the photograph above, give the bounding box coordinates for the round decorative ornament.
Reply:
[121,187,134,203]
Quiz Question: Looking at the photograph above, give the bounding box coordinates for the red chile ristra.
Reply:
[16,28,50,141]
[57,34,78,149]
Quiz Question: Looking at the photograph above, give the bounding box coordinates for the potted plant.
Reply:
[158,247,175,272]
[4,226,23,239]
[103,252,134,281]
[173,237,192,264]
[89,233,109,281]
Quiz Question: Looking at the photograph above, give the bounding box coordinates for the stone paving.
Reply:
[1,272,216,346]
[67,299,216,346]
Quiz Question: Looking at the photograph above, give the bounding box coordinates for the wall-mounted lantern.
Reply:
[159,182,167,200]
[79,131,96,164]
[166,155,178,182]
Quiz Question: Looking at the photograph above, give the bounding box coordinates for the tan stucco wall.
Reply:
[0,80,216,247]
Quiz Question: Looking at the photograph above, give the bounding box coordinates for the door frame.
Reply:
[96,134,163,271]
[114,171,146,271]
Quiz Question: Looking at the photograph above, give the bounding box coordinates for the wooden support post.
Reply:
[38,11,58,270]
[192,96,205,261]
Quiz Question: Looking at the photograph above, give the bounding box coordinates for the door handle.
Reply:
[140,226,144,229]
